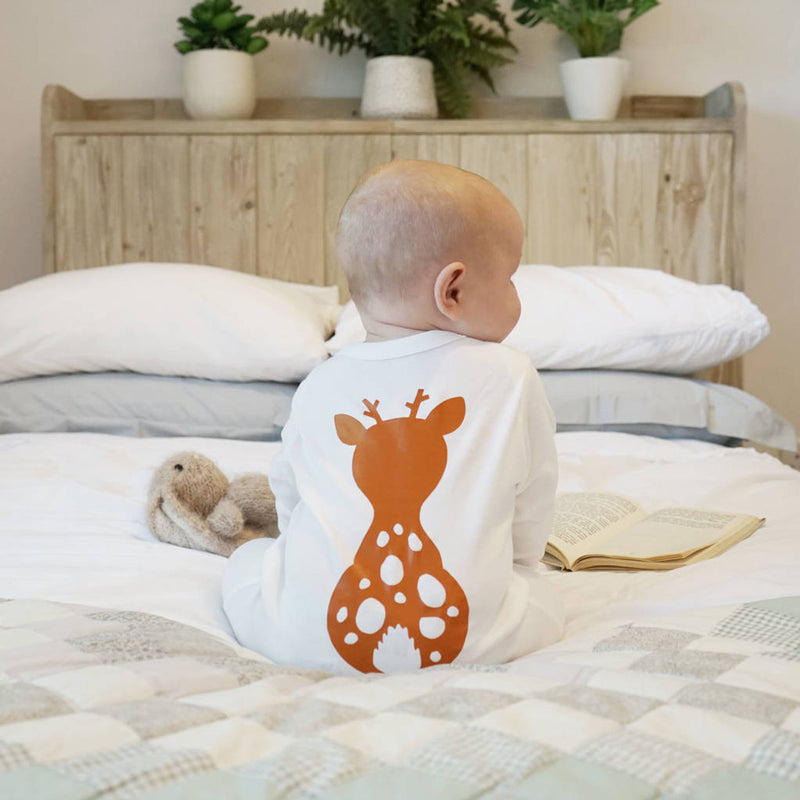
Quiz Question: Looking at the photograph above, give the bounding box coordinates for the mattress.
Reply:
[1,430,799,797]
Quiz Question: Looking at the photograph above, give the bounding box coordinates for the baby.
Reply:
[222,159,563,674]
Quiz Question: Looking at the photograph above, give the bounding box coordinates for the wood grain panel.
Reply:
[459,135,529,258]
[390,135,460,165]
[54,136,123,270]
[527,135,597,266]
[189,135,257,271]
[595,134,663,267]
[258,135,325,285]
[323,134,392,297]
[660,133,733,285]
[121,136,190,263]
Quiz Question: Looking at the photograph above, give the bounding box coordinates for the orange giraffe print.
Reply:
[327,389,469,673]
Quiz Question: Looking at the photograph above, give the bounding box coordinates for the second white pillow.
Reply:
[327,266,769,373]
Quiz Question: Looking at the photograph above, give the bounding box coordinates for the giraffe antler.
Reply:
[406,388,430,419]
[362,399,382,423]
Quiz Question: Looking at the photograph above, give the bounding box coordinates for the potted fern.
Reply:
[256,1,516,119]
[175,0,269,119]
[512,0,659,120]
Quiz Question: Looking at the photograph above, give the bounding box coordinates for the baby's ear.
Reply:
[433,261,466,321]
[335,414,366,446]
[427,396,465,436]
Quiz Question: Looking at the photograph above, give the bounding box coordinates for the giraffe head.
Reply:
[335,389,465,512]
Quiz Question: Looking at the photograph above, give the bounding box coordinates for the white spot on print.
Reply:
[393,523,404,536]
[380,555,404,586]
[394,592,406,604]
[419,617,445,639]
[430,651,441,663]
[344,632,358,645]
[359,578,370,590]
[372,625,421,672]
[447,606,459,617]
[376,530,390,547]
[336,606,348,623]
[408,533,422,551]
[417,574,446,608]
[356,597,386,634]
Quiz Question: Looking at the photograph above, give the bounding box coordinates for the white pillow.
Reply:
[0,263,341,383]
[327,266,769,373]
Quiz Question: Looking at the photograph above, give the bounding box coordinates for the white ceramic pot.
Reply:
[360,56,438,119]
[182,49,256,120]
[558,56,630,120]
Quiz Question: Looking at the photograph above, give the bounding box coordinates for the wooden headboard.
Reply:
[41,82,746,385]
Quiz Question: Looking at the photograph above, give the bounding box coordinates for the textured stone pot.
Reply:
[360,56,438,119]
[559,56,630,120]
[182,49,256,120]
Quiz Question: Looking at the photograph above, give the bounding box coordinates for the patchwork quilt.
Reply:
[1,596,799,799]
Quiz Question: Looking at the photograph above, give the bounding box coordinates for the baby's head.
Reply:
[336,160,523,343]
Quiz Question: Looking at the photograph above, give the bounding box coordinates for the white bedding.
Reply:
[2,430,798,661]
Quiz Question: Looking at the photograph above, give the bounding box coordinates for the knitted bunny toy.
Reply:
[147,451,278,557]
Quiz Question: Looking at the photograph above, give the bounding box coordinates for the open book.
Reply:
[544,492,764,571]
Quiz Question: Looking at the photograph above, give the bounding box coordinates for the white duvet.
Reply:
[1,431,798,659]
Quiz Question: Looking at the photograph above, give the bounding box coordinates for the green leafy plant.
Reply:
[175,0,269,55]
[512,0,658,58]
[256,1,517,119]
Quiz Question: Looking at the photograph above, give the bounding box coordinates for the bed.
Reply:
[0,82,799,798]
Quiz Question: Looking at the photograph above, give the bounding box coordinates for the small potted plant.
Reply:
[256,1,516,119]
[512,0,659,120]
[175,0,269,120]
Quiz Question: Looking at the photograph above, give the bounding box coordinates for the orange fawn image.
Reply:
[328,389,469,673]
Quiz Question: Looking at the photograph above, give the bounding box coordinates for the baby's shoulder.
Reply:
[454,338,535,381]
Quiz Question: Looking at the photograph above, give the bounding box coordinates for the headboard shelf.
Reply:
[41,82,746,386]
[44,84,742,135]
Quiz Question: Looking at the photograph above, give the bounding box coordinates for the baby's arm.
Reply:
[512,367,558,567]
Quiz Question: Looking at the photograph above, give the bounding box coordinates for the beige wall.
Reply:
[1,0,798,434]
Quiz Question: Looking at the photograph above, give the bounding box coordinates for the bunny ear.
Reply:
[335,414,366,446]
[427,396,465,436]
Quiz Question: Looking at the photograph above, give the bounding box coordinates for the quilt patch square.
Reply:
[744,728,800,782]
[33,664,155,710]
[54,742,216,799]
[323,711,457,764]
[104,699,226,740]
[594,626,699,652]
[717,655,800,704]
[630,704,771,763]
[713,605,800,660]
[577,729,723,795]
[0,741,34,772]
[391,688,519,722]
[587,668,690,701]
[402,725,556,794]
[180,675,311,715]
[248,698,368,736]
[0,683,72,726]
[238,737,381,797]
[676,682,797,726]
[151,717,289,770]
[539,684,659,724]
[632,649,745,680]
[473,697,618,752]
[0,711,140,764]
[312,676,431,712]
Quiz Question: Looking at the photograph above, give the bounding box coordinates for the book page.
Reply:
[594,507,759,561]
[549,493,645,563]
